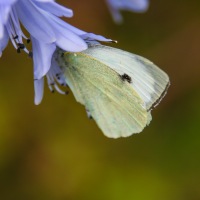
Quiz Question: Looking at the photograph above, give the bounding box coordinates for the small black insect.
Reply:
[120,73,132,83]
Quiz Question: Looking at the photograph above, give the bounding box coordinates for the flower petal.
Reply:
[34,78,44,105]
[45,16,112,51]
[55,30,87,52]
[47,15,88,52]
[35,0,55,2]
[34,1,73,17]
[118,0,149,12]
[15,0,56,43]
[0,0,17,6]
[0,0,17,39]
[106,0,149,23]
[80,33,113,42]
[31,36,56,79]
[15,0,87,52]
[0,28,9,57]
[106,0,123,23]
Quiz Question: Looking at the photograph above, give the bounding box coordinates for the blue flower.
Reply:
[106,0,149,23]
[0,0,112,104]
[34,33,113,105]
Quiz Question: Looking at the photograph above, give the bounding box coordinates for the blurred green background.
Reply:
[0,0,200,199]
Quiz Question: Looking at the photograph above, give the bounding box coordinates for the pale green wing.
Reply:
[62,52,152,138]
[82,45,170,110]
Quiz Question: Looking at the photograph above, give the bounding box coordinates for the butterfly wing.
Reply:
[82,45,170,110]
[60,50,152,138]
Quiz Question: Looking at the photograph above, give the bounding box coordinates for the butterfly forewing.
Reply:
[62,51,152,138]
[82,45,169,110]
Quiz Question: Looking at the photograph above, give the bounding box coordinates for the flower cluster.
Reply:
[0,0,149,104]
[0,0,112,104]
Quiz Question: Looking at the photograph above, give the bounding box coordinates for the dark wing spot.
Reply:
[120,73,132,83]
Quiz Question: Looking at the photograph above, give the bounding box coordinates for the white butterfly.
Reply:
[57,45,170,138]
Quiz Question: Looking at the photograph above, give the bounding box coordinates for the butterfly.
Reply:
[57,45,170,138]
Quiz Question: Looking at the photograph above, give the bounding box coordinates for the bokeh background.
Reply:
[0,0,200,199]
